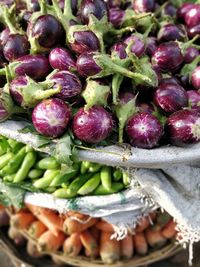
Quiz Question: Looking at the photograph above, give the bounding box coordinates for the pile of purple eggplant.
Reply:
[0,0,200,149]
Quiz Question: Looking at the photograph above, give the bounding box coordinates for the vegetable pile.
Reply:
[0,204,177,264]
[0,0,199,150]
[0,135,129,197]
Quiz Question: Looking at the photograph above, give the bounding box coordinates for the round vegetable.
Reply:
[72,106,113,143]
[167,109,200,145]
[153,83,188,113]
[76,52,102,77]
[49,48,76,71]
[191,66,200,90]
[32,98,71,137]
[126,112,163,148]
[152,42,183,72]
[133,0,156,13]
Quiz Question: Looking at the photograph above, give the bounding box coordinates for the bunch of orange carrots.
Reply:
[0,204,177,264]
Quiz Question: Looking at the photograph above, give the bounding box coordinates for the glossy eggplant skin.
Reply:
[184,47,199,64]
[126,112,163,149]
[70,31,100,54]
[3,34,30,62]
[48,71,82,101]
[133,0,156,13]
[72,106,113,144]
[124,35,145,58]
[76,52,102,77]
[14,55,51,81]
[32,98,71,138]
[153,83,188,114]
[9,75,27,105]
[157,24,186,42]
[79,0,108,24]
[31,15,64,48]
[152,42,183,73]
[49,48,76,71]
[167,109,200,145]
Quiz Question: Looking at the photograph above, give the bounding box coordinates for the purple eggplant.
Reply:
[110,42,127,59]
[162,3,177,17]
[146,37,157,57]
[72,105,113,143]
[76,52,102,77]
[49,48,76,71]
[157,24,186,42]
[106,0,121,8]
[159,77,181,86]
[32,98,71,138]
[124,35,145,58]
[31,15,64,48]
[9,75,62,108]
[0,44,7,67]
[167,109,200,145]
[108,7,124,27]
[29,0,40,11]
[152,42,183,73]
[187,24,200,38]
[133,0,156,13]
[187,90,200,108]
[0,55,51,81]
[184,47,200,64]
[3,34,30,62]
[47,71,82,101]
[79,0,108,24]
[59,0,78,14]
[191,66,200,90]
[69,30,100,55]
[177,3,195,20]
[118,91,135,104]
[126,112,163,148]
[185,4,200,28]
[153,83,188,114]
[138,102,154,113]
[0,27,10,45]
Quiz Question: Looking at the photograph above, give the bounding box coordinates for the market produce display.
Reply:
[0,0,199,155]
[0,204,177,264]
[0,135,129,197]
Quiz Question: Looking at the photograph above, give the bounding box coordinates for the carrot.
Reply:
[120,235,134,259]
[135,217,150,233]
[63,233,82,257]
[10,212,36,230]
[27,240,43,258]
[0,209,9,227]
[38,230,66,252]
[26,204,64,236]
[161,219,177,239]
[133,232,148,256]
[28,220,48,239]
[145,228,167,248]
[95,220,114,232]
[80,230,99,258]
[100,231,120,264]
[63,215,97,234]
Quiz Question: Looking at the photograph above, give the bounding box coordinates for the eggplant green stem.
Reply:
[34,85,62,100]
[38,0,47,14]
[2,6,18,34]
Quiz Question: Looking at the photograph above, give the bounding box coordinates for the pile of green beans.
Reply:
[0,136,130,198]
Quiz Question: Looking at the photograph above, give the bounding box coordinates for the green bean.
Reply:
[33,170,60,189]
[50,170,78,187]
[67,173,93,195]
[35,157,60,170]
[80,161,90,174]
[77,173,100,195]
[3,174,15,182]
[0,152,13,170]
[45,187,57,193]
[88,163,101,173]
[122,171,130,186]
[93,182,124,195]
[53,188,77,199]
[113,169,122,181]
[13,151,37,183]
[28,169,44,179]
[0,146,27,176]
[100,166,112,190]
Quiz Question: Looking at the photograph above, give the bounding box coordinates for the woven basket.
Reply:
[21,230,181,267]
